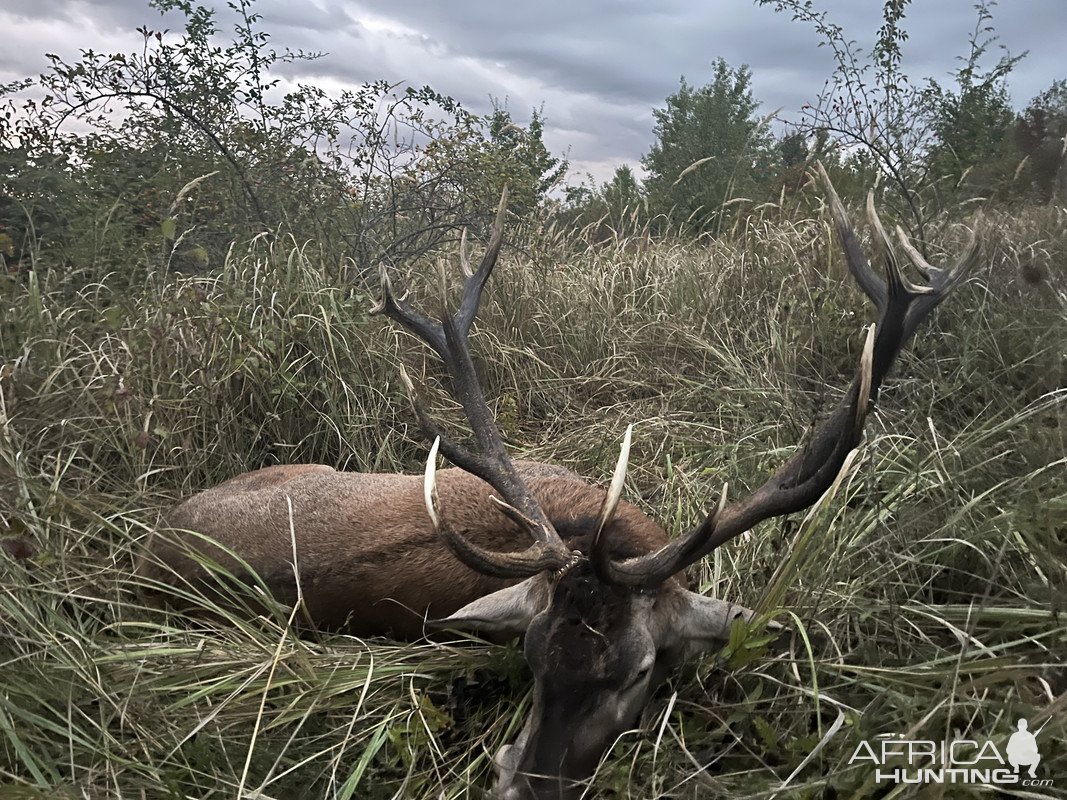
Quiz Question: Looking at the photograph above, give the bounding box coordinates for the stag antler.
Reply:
[593,163,980,588]
[372,188,577,578]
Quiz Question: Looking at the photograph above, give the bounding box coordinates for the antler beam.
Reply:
[372,188,576,578]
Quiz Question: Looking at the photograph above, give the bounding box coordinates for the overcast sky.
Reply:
[3,0,1064,182]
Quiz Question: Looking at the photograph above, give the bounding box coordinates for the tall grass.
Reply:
[1,200,1064,798]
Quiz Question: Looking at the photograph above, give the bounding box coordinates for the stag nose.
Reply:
[494,743,526,799]
[495,751,586,800]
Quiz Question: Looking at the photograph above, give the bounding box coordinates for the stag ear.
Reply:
[433,576,549,635]
[657,589,760,651]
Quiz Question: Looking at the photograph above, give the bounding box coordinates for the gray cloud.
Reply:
[3,0,1063,180]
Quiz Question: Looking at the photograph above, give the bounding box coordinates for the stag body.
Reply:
[140,168,978,800]
[141,461,678,638]
[142,461,734,796]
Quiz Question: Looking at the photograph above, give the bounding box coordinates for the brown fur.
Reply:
[137,461,671,638]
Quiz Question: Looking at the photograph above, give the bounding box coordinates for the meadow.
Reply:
[1,197,1064,798]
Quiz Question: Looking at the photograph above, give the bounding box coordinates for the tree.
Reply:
[925,79,1014,189]
[485,104,567,213]
[1015,79,1067,203]
[924,2,1021,196]
[601,165,643,226]
[763,129,829,200]
[553,164,645,238]
[642,59,771,234]
[1,0,560,283]
[755,0,928,236]
[777,131,810,169]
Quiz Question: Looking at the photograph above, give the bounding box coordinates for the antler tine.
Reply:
[818,161,887,311]
[375,187,574,578]
[591,424,633,582]
[459,227,472,278]
[456,186,508,338]
[598,164,977,588]
[424,439,570,578]
[895,222,979,293]
[894,223,980,343]
[822,160,979,350]
[371,264,448,358]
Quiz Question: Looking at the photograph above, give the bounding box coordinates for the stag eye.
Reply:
[627,659,654,689]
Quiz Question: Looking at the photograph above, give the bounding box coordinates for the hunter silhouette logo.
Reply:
[848,715,1053,788]
[1007,718,1044,779]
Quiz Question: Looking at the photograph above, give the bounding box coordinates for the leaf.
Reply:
[753,715,780,753]
[177,246,209,268]
[100,306,125,331]
[161,217,177,241]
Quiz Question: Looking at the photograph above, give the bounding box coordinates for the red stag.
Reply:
[138,165,978,799]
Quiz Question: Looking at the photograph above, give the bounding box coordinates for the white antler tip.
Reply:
[596,423,634,535]
[398,363,415,393]
[858,324,876,414]
[423,437,442,527]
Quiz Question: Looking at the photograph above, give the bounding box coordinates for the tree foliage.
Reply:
[486,104,568,214]
[556,164,646,239]
[755,0,1024,244]
[1015,79,1067,203]
[642,59,771,234]
[755,0,929,232]
[923,2,1022,199]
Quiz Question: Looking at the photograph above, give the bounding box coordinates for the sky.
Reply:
[3,0,1064,183]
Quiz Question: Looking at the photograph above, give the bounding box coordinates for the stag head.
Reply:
[372,166,978,799]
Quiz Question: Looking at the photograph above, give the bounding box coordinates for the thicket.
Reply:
[0,0,1065,798]
[0,0,565,291]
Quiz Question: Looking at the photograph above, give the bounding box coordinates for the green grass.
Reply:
[0,199,1064,798]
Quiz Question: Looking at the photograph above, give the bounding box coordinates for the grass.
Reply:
[0,198,1064,798]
